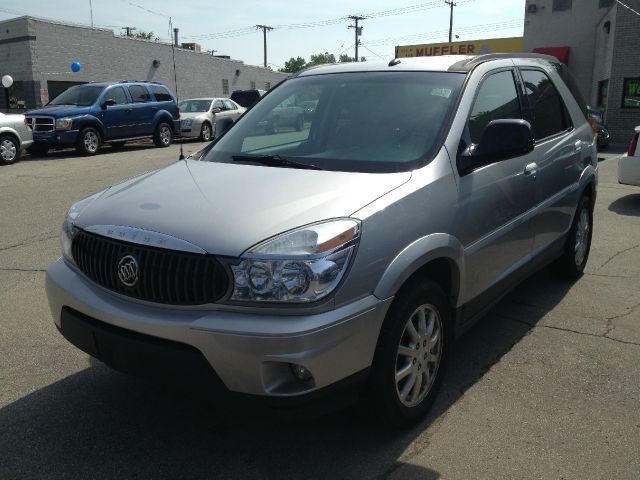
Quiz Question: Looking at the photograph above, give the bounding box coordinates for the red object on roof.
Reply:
[532,47,570,65]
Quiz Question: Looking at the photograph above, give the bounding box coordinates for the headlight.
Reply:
[230,219,360,303]
[55,117,74,131]
[61,191,106,263]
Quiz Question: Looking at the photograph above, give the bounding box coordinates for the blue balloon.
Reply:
[71,61,81,72]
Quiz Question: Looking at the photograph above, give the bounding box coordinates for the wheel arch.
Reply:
[0,129,22,149]
[76,117,106,139]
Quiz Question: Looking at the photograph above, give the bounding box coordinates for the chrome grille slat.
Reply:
[71,230,227,305]
[25,116,55,132]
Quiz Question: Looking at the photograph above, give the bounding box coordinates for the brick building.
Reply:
[0,16,286,112]
[524,0,640,143]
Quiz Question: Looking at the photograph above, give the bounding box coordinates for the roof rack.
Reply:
[448,53,560,72]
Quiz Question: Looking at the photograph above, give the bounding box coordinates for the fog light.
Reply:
[290,363,312,382]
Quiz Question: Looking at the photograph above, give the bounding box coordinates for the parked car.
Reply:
[179,98,245,141]
[0,112,33,165]
[26,81,180,156]
[230,89,266,108]
[587,106,610,149]
[46,54,597,427]
[618,125,640,187]
[265,97,305,132]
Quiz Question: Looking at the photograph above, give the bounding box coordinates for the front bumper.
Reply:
[45,258,391,397]
[32,130,79,147]
[179,119,202,138]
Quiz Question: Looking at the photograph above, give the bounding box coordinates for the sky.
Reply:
[0,0,526,68]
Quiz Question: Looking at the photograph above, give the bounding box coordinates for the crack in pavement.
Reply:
[0,232,58,252]
[599,243,640,269]
[0,268,46,273]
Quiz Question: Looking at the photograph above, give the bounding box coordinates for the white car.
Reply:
[179,98,245,141]
[618,126,640,187]
[0,112,33,165]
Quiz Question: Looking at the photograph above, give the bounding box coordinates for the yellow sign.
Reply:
[395,37,523,58]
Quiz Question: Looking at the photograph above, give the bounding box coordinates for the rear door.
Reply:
[457,68,538,307]
[516,66,585,252]
[127,85,154,135]
[99,86,131,140]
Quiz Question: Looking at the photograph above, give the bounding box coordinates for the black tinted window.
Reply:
[521,69,570,140]
[105,86,128,105]
[128,85,151,103]
[151,85,173,102]
[469,70,521,143]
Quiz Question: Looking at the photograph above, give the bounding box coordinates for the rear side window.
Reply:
[104,86,128,105]
[520,69,571,140]
[128,85,151,103]
[150,85,173,102]
[223,100,236,110]
[469,70,521,143]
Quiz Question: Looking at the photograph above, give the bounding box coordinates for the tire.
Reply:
[28,144,49,157]
[111,141,126,149]
[295,115,303,132]
[76,127,101,156]
[154,122,173,148]
[0,135,20,165]
[199,122,213,142]
[368,279,451,428]
[550,194,593,279]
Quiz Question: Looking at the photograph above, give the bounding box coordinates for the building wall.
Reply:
[605,0,640,143]
[0,17,40,111]
[523,0,614,102]
[1,16,287,110]
[591,4,617,107]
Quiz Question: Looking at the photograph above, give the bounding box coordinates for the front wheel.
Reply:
[550,194,593,279]
[0,135,20,165]
[76,127,101,156]
[199,122,213,141]
[368,279,451,427]
[153,122,173,148]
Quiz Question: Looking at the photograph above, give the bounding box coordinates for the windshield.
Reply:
[49,85,105,106]
[206,71,465,173]
[179,100,212,113]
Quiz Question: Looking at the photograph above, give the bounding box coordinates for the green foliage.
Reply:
[308,52,336,66]
[279,56,307,73]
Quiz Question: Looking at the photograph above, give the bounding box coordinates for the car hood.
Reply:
[76,160,411,257]
[26,105,93,117]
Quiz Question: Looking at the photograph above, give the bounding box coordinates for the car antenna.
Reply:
[169,17,185,161]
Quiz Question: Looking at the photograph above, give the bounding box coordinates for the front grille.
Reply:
[25,116,55,132]
[71,230,229,305]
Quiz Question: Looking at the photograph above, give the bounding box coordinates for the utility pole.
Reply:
[122,26,136,37]
[348,15,365,62]
[89,0,94,28]
[256,25,273,68]
[445,0,456,43]
[173,27,179,46]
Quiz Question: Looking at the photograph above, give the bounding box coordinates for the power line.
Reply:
[615,0,640,16]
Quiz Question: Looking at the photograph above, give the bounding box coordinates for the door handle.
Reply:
[524,162,538,179]
[151,106,158,111]
[574,140,582,153]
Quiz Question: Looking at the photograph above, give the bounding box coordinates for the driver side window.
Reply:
[469,70,521,144]
[105,86,128,105]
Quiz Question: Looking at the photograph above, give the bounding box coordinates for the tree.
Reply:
[133,30,159,41]
[279,56,307,74]
[339,53,355,63]
[308,52,336,66]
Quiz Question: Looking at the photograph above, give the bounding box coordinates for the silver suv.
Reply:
[45,54,597,426]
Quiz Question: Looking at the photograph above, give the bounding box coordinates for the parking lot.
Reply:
[1,144,639,479]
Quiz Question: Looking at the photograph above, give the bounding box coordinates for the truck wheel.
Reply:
[199,122,213,141]
[0,135,20,165]
[550,194,593,279]
[368,279,451,427]
[76,127,101,156]
[154,122,173,147]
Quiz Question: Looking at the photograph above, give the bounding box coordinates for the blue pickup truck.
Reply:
[26,81,180,156]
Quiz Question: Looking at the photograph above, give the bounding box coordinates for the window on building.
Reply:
[250,81,256,89]
[6,81,26,110]
[622,78,640,108]
[128,85,151,103]
[599,0,614,7]
[104,86,128,105]
[265,82,271,90]
[552,0,572,11]
[468,70,521,144]
[597,80,609,109]
[150,85,173,102]
[521,69,571,139]
[222,79,229,95]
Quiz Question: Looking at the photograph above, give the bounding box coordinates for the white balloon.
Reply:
[1,75,13,88]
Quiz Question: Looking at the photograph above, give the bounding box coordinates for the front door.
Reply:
[456,69,537,312]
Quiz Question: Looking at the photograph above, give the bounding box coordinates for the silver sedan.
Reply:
[0,112,33,165]
[178,98,246,141]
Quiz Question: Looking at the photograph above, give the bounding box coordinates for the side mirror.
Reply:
[459,119,534,174]
[216,116,234,136]
[211,107,222,114]
[101,99,116,109]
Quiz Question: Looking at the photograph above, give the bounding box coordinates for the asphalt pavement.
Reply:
[1,143,639,479]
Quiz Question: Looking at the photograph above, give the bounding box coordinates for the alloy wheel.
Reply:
[160,126,171,145]
[83,131,99,153]
[574,207,590,266]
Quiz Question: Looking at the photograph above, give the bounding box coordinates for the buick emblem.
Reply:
[117,255,139,287]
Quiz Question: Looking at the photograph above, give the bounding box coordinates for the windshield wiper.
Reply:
[232,154,322,170]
